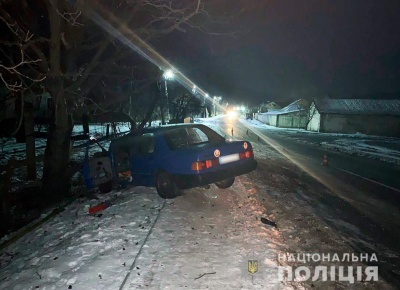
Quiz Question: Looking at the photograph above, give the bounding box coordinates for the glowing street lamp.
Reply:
[163,69,174,80]
[204,93,209,105]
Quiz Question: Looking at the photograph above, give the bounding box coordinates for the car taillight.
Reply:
[191,158,219,171]
[240,150,254,159]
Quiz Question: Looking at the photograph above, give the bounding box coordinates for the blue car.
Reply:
[85,124,257,198]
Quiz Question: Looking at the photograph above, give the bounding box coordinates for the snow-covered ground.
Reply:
[320,139,400,164]
[245,118,400,164]
[0,115,394,289]
[0,116,283,289]
[0,183,284,289]
[0,123,131,167]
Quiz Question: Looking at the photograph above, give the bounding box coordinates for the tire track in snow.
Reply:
[119,199,167,290]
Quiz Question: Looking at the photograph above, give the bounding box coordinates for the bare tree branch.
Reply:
[58,10,83,27]
[0,49,46,91]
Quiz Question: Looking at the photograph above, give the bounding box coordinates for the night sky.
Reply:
[155,0,400,105]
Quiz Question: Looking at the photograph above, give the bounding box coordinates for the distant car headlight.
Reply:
[227,110,237,119]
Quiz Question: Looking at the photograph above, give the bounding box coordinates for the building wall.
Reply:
[277,111,308,128]
[320,114,400,136]
[256,113,268,124]
[257,112,307,128]
[256,113,277,126]
[307,103,321,132]
[269,115,277,126]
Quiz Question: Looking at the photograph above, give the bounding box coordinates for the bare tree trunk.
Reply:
[24,101,36,180]
[41,1,73,201]
[160,105,165,125]
[42,94,73,200]
[82,113,89,135]
[138,93,160,129]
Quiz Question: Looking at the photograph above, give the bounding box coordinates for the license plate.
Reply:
[219,153,240,164]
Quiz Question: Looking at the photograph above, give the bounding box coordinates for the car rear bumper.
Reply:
[172,159,257,189]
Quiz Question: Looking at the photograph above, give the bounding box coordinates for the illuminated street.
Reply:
[1,1,400,289]
[1,116,398,289]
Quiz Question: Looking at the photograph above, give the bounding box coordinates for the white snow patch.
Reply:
[320,139,400,164]
[242,118,400,164]
[1,183,285,289]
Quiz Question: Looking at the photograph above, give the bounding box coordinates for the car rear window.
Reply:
[110,133,155,156]
[164,126,224,150]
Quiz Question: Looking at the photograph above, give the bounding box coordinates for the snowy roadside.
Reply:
[0,187,165,290]
[1,116,395,289]
[319,139,400,164]
[0,184,287,289]
[244,142,394,289]
[0,116,287,290]
[124,184,282,289]
[245,119,400,165]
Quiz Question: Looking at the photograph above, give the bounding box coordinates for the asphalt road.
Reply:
[215,116,400,285]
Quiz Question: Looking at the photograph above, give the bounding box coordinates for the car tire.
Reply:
[215,177,235,189]
[155,171,180,199]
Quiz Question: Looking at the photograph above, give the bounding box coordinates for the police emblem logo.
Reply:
[248,260,258,274]
[214,149,220,157]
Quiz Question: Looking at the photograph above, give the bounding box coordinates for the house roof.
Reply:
[313,99,400,116]
[264,101,282,109]
[261,99,309,115]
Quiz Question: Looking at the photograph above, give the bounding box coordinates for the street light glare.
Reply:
[163,69,174,80]
[82,5,230,118]
[227,110,237,119]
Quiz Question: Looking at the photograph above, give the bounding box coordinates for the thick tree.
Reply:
[171,91,202,121]
[0,0,213,200]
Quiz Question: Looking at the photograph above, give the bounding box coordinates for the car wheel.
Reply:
[155,171,180,199]
[215,177,235,189]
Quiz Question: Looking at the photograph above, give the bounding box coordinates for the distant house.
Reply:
[307,99,400,136]
[258,101,282,113]
[256,99,309,128]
